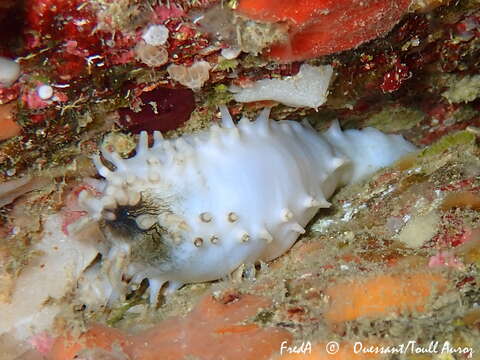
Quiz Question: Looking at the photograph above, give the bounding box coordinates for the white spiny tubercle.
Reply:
[147,156,159,165]
[153,130,163,143]
[105,186,116,196]
[160,213,190,232]
[136,214,157,230]
[164,281,184,295]
[92,154,112,178]
[281,208,294,222]
[219,105,235,128]
[257,107,271,122]
[110,175,124,187]
[103,211,116,221]
[148,171,160,182]
[194,237,203,247]
[126,175,136,185]
[115,189,129,206]
[102,196,117,209]
[304,196,317,208]
[209,128,222,145]
[101,149,118,166]
[228,212,239,222]
[78,190,99,213]
[128,190,141,206]
[200,212,212,222]
[137,131,149,154]
[77,189,91,204]
[259,228,273,243]
[108,151,127,171]
[193,136,204,148]
[231,126,241,137]
[290,222,306,234]
[175,137,189,149]
[331,157,347,168]
[301,118,314,130]
[148,278,165,305]
[239,116,250,126]
[318,198,331,208]
[176,139,194,156]
[210,123,221,134]
[305,196,330,208]
[157,213,166,225]
[174,153,185,164]
[162,141,175,155]
[178,221,190,231]
[173,235,182,245]
[130,271,147,286]
[240,232,250,243]
[210,235,219,244]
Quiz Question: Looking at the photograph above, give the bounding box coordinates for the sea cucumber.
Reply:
[79,107,416,302]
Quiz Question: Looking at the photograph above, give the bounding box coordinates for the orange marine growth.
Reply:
[0,102,20,141]
[50,293,292,360]
[236,0,412,61]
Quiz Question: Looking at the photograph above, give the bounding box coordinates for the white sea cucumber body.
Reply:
[81,107,415,301]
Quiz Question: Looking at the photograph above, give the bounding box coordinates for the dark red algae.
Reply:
[119,87,195,133]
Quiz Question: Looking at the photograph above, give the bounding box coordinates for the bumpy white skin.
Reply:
[80,107,415,302]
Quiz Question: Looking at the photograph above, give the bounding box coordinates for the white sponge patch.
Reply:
[230,64,333,109]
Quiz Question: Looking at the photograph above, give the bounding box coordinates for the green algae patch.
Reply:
[215,58,239,72]
[210,84,234,105]
[366,105,425,132]
[442,74,480,103]
[418,130,476,159]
